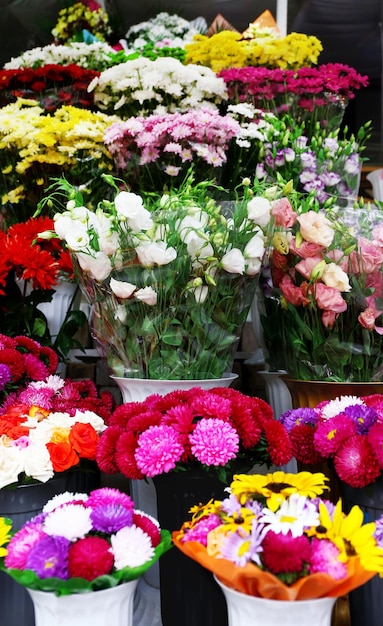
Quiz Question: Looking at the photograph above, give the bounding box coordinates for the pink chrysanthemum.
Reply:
[261,530,311,574]
[367,422,383,466]
[333,435,381,487]
[189,418,239,466]
[309,537,347,579]
[68,536,114,580]
[314,414,357,457]
[86,487,134,511]
[135,424,184,476]
[18,386,54,409]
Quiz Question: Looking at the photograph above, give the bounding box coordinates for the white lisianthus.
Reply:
[115,191,153,231]
[221,249,245,274]
[247,197,272,228]
[187,236,214,266]
[94,211,120,256]
[135,241,177,267]
[193,285,209,303]
[134,286,158,305]
[322,263,351,292]
[244,233,265,275]
[0,440,25,489]
[110,278,136,298]
[54,215,90,251]
[22,443,54,483]
[77,250,112,281]
[176,213,209,245]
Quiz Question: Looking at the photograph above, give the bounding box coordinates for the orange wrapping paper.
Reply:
[172,532,376,600]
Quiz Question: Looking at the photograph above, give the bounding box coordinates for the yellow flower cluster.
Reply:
[51,2,111,43]
[185,31,323,72]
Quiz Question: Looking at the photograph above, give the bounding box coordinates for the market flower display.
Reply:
[3,42,117,71]
[173,470,383,599]
[122,11,205,50]
[0,374,114,489]
[280,394,383,489]
[96,386,292,482]
[51,0,112,44]
[0,487,171,593]
[47,173,271,379]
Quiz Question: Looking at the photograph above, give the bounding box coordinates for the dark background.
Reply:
[0,0,381,162]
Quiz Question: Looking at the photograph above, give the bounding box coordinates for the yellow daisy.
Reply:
[229,471,329,512]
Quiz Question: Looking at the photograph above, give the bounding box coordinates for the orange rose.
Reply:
[69,422,99,460]
[46,441,79,472]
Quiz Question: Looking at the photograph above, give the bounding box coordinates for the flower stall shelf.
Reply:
[0,486,171,626]
[0,368,114,626]
[96,385,293,626]
[280,393,383,626]
[173,469,383,626]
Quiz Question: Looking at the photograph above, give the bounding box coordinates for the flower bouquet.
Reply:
[258,179,383,381]
[280,393,383,489]
[0,374,114,489]
[96,386,293,483]
[51,0,112,44]
[173,469,383,606]
[47,171,270,380]
[0,487,171,625]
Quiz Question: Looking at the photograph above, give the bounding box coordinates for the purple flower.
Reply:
[280,408,318,432]
[344,405,378,434]
[91,504,133,533]
[0,364,11,391]
[25,535,70,579]
[189,418,239,466]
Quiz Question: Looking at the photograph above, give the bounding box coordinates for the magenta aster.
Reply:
[189,418,239,466]
[333,435,381,488]
[314,414,357,456]
[261,530,311,575]
[309,537,347,579]
[68,536,114,580]
[135,424,184,476]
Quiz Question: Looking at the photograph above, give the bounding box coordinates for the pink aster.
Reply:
[23,353,50,381]
[314,414,357,457]
[5,522,46,569]
[135,424,184,477]
[182,514,221,546]
[189,418,239,466]
[190,392,232,421]
[333,435,381,487]
[367,422,383,466]
[309,537,347,579]
[86,487,134,511]
[18,385,54,409]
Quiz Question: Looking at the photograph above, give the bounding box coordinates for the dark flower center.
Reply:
[265,481,292,493]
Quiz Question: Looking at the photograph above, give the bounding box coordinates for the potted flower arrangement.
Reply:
[173,469,383,626]
[279,395,383,626]
[45,171,270,384]
[96,385,292,626]
[0,486,171,626]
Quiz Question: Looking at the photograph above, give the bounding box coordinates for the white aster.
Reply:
[320,396,364,420]
[43,492,89,514]
[110,525,155,569]
[44,503,92,540]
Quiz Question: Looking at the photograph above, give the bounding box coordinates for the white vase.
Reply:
[37,280,78,340]
[214,576,336,626]
[27,579,138,626]
[110,373,238,403]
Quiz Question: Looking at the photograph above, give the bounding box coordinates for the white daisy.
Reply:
[258,494,319,537]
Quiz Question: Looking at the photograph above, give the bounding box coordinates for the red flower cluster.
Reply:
[0,65,100,111]
[0,333,59,399]
[97,386,292,481]
[0,216,73,295]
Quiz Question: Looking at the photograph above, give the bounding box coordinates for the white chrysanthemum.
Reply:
[259,494,319,537]
[110,526,155,569]
[320,395,364,420]
[44,503,92,540]
[43,492,89,514]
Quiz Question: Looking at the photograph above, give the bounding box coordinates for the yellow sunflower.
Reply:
[0,518,12,557]
[229,471,329,512]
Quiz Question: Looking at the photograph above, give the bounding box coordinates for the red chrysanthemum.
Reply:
[115,430,144,480]
[289,424,324,465]
[96,425,124,474]
[109,402,147,428]
[126,410,163,435]
[261,530,311,574]
[14,336,41,356]
[0,348,25,382]
[68,536,114,580]
[133,512,161,547]
[23,353,50,381]
[263,420,293,465]
[38,346,59,374]
[333,435,381,487]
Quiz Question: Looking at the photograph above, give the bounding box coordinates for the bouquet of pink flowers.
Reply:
[96,386,292,483]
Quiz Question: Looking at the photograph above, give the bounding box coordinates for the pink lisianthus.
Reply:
[312,283,347,314]
[359,307,383,335]
[349,238,383,274]
[271,198,297,228]
[295,256,323,280]
[279,275,310,306]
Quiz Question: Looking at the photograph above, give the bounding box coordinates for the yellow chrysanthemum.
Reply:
[0,518,12,557]
[229,471,329,511]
